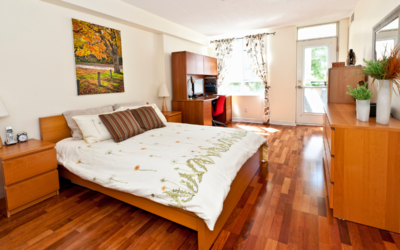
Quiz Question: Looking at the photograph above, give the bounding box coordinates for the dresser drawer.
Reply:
[329,183,334,209]
[5,170,59,211]
[3,149,57,186]
[323,114,335,155]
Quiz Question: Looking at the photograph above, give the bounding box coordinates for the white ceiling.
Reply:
[121,0,359,36]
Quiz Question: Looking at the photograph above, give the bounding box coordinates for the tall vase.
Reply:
[376,80,392,125]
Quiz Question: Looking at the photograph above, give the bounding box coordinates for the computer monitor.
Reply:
[193,78,204,96]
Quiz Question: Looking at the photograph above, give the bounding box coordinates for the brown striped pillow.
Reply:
[129,107,166,131]
[99,110,144,142]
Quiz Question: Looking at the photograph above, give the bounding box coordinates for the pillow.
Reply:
[63,105,113,140]
[130,107,166,131]
[99,110,144,142]
[115,103,167,123]
[113,101,146,111]
[72,114,113,144]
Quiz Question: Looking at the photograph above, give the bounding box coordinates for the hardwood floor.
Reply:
[0,122,399,249]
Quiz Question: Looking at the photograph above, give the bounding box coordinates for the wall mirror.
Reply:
[373,5,400,61]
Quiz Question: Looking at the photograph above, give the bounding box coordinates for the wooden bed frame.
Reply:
[39,115,263,250]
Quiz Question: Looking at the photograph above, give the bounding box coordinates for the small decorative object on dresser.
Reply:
[346,83,373,122]
[0,139,59,217]
[359,45,400,125]
[347,49,357,66]
[161,111,182,123]
[17,132,28,143]
[0,96,9,149]
[158,84,170,112]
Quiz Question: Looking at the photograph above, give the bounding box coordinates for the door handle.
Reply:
[297,86,303,89]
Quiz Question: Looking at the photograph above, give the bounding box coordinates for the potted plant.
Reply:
[346,84,373,122]
[360,45,400,124]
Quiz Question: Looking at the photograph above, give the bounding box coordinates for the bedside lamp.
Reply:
[158,84,170,112]
[0,96,9,149]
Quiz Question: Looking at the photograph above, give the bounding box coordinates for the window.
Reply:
[376,39,395,60]
[298,23,337,41]
[218,39,263,96]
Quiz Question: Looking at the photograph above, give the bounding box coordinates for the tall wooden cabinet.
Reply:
[172,51,219,100]
[171,51,232,126]
[328,66,366,103]
[323,103,400,233]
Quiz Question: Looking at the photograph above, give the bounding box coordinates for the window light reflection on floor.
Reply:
[260,127,279,133]
[236,125,279,135]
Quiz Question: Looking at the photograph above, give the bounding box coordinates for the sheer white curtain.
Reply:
[213,38,236,87]
[245,34,270,124]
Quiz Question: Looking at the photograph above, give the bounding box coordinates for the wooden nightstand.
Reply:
[162,111,182,123]
[0,139,59,218]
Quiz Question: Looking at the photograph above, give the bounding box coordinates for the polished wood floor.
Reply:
[0,122,399,250]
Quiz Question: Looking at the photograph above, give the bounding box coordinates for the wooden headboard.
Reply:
[39,115,71,143]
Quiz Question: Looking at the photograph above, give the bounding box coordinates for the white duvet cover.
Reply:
[56,123,268,230]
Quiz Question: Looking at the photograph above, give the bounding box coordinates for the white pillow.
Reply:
[115,103,167,123]
[72,114,113,144]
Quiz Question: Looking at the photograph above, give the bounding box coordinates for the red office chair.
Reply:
[212,95,227,127]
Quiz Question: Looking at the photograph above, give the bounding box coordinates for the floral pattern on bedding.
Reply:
[56,123,267,230]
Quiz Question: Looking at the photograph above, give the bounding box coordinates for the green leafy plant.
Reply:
[358,45,400,95]
[346,84,373,100]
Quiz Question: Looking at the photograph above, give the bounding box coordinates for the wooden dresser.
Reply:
[0,139,59,217]
[323,103,400,233]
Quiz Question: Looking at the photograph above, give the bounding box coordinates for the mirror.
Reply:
[373,5,400,61]
[375,18,399,60]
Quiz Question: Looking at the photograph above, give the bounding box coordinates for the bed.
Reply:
[39,115,268,250]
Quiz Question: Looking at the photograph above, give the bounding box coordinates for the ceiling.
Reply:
[121,0,359,36]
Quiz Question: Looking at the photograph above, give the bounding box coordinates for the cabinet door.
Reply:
[204,56,217,75]
[195,54,204,74]
[186,52,196,74]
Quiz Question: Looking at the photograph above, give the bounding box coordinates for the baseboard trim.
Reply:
[232,118,264,124]
[232,118,298,127]
[295,122,323,127]
[269,120,297,126]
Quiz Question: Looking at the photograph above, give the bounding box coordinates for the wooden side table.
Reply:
[162,111,182,123]
[0,139,59,218]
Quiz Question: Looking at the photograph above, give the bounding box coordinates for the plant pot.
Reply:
[356,99,370,122]
[376,80,392,125]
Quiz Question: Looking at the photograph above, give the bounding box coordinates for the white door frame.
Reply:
[296,37,337,126]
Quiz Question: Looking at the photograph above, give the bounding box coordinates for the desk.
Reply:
[172,95,232,126]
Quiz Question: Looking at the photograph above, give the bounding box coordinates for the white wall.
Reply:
[161,35,208,109]
[348,0,400,119]
[44,0,209,46]
[232,96,264,123]
[0,0,207,198]
[268,26,297,125]
[339,18,350,62]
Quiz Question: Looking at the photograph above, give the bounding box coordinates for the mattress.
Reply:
[56,122,268,230]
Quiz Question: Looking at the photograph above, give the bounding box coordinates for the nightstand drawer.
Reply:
[3,148,57,185]
[167,114,182,123]
[5,170,59,211]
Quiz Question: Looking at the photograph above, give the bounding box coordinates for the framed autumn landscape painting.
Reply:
[72,19,124,95]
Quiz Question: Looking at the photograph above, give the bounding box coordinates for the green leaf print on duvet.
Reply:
[161,129,248,209]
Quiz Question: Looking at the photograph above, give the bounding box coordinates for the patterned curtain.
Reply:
[213,38,236,87]
[245,34,270,124]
